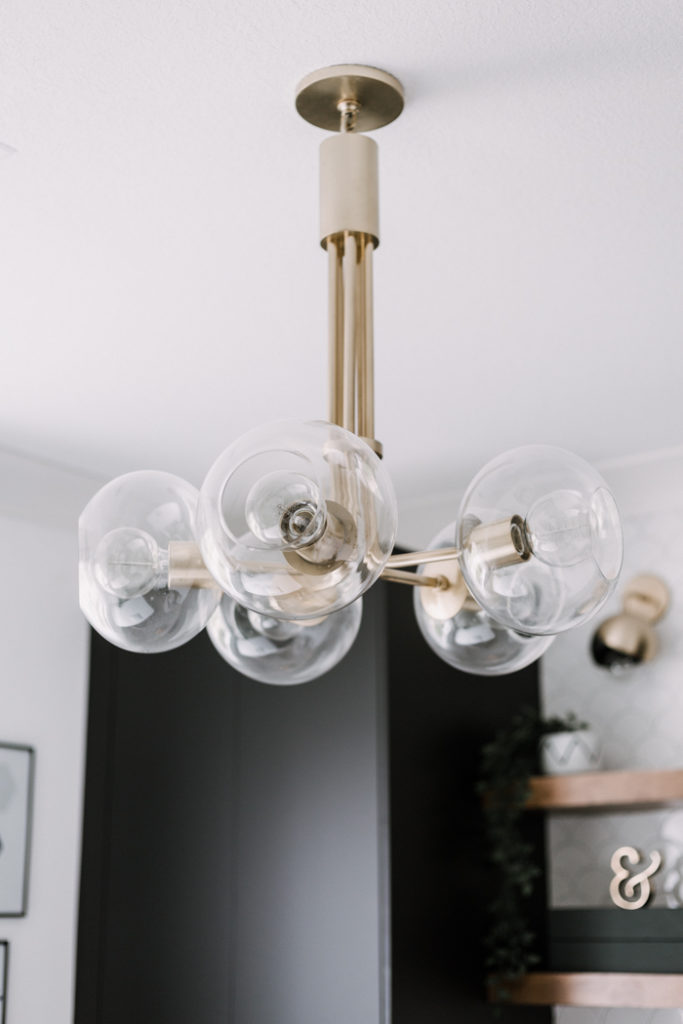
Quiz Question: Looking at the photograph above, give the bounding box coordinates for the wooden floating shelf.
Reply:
[499,971,683,1008]
[525,768,683,810]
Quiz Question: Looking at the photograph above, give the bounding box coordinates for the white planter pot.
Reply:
[539,728,602,775]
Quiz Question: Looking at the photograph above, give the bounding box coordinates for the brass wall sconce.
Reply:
[592,574,670,670]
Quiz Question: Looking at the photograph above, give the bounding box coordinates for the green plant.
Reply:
[478,707,588,999]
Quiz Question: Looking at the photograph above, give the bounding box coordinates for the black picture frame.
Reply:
[0,941,8,1024]
[0,744,35,916]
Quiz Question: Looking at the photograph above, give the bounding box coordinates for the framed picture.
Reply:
[0,941,7,1024]
[0,744,35,916]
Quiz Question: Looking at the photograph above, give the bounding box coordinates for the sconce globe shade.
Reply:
[457,446,623,636]
[413,522,555,675]
[196,419,397,620]
[207,593,363,685]
[79,471,220,653]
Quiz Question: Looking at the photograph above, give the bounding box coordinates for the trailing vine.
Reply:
[478,707,587,999]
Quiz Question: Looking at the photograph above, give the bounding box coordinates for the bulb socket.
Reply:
[167,542,218,590]
[466,515,531,571]
[283,501,358,576]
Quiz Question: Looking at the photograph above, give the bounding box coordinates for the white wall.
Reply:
[540,448,683,1024]
[0,449,96,1024]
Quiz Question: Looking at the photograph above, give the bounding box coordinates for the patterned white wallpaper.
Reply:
[540,452,683,1023]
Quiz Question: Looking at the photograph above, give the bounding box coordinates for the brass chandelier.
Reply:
[79,66,624,683]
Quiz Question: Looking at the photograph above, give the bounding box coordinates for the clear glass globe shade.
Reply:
[457,446,623,636]
[413,523,555,675]
[197,420,397,620]
[79,471,219,653]
[207,594,363,685]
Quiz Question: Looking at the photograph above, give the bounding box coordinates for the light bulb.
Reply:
[244,471,326,548]
[525,487,621,577]
[457,446,623,635]
[197,420,397,620]
[93,527,164,599]
[413,522,555,675]
[79,471,219,653]
[207,593,363,685]
[525,490,591,566]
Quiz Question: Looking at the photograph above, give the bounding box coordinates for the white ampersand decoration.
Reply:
[609,846,662,910]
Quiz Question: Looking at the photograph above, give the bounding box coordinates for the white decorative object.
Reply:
[609,846,662,909]
[540,728,602,775]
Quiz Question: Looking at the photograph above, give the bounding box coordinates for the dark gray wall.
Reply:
[386,582,550,1024]
[76,632,241,1023]
[77,587,389,1024]
[232,587,389,1024]
[77,582,548,1024]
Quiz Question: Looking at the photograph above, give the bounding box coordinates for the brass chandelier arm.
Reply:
[168,540,454,599]
[386,547,462,569]
[382,561,475,622]
[380,567,449,589]
[167,542,218,589]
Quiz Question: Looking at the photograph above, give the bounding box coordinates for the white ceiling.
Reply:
[2,0,682,528]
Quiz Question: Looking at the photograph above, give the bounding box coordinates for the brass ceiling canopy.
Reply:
[295,64,404,133]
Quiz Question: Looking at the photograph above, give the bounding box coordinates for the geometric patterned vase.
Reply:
[539,729,602,775]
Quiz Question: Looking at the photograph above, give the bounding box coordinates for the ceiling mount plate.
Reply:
[295,64,404,133]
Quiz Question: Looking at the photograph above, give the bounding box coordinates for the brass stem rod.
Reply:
[386,547,462,569]
[328,237,343,425]
[358,238,375,440]
[380,567,447,589]
[356,235,366,437]
[342,231,357,433]
[321,130,380,450]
